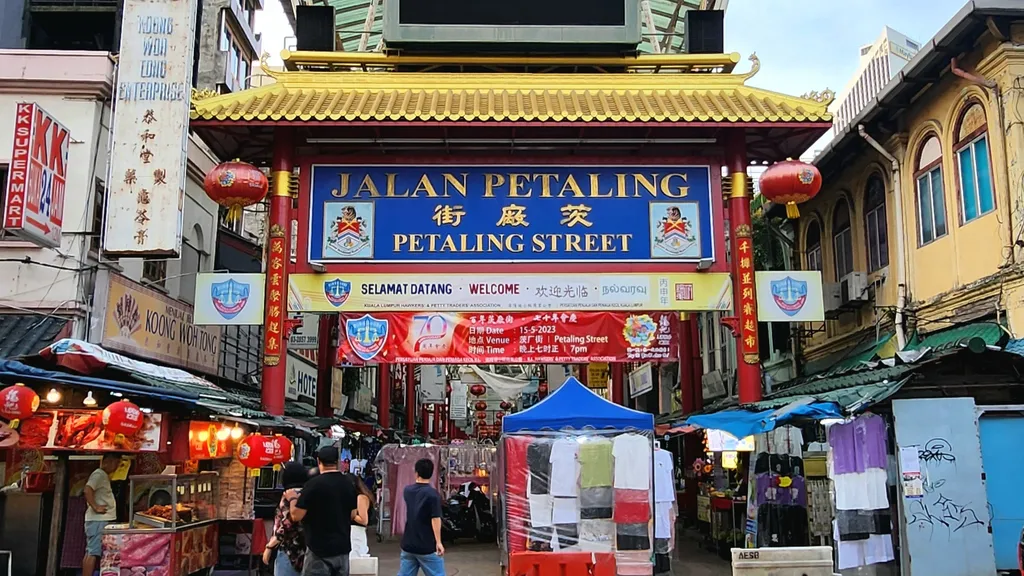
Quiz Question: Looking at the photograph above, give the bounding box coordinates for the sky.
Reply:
[255,0,969,92]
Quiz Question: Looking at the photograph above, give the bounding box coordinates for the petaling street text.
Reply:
[393,232,632,254]
[332,171,691,199]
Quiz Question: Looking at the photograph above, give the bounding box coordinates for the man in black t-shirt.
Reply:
[292,446,357,576]
[397,458,445,576]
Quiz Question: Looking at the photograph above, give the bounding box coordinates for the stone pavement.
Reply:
[366,532,731,575]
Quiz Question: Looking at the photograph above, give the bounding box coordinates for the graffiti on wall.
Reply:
[908,437,985,538]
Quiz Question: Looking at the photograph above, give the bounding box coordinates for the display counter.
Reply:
[101,473,219,576]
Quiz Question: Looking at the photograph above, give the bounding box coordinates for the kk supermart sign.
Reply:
[3,103,69,248]
[338,311,679,365]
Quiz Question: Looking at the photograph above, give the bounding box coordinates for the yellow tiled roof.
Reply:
[191,56,834,124]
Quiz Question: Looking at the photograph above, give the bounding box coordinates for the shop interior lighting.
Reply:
[216,425,231,441]
[83,391,97,407]
[230,425,244,440]
[110,392,123,398]
[45,388,62,404]
[198,429,210,442]
[141,407,153,414]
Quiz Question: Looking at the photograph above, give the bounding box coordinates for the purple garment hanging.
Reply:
[754,474,807,507]
[829,414,888,475]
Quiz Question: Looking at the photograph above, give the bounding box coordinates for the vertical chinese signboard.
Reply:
[103,0,197,256]
[3,103,70,248]
[263,226,288,366]
[734,233,759,364]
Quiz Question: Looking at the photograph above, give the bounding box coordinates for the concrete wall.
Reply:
[796,24,1024,367]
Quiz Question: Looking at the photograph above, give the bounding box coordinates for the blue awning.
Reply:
[0,359,200,404]
[503,377,654,433]
[684,401,841,439]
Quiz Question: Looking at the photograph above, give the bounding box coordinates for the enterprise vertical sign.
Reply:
[103,0,197,256]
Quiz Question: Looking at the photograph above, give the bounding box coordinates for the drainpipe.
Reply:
[858,125,908,350]
[951,56,1015,266]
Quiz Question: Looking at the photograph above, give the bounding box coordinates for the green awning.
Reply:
[750,376,911,412]
[803,332,894,376]
[905,322,1009,352]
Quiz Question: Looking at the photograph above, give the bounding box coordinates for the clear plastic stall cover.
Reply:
[499,428,670,575]
[374,444,442,536]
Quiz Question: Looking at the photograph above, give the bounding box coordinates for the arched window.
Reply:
[915,134,947,244]
[955,102,995,222]
[805,220,822,272]
[864,173,889,271]
[833,199,854,279]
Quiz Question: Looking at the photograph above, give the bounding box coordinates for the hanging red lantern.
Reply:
[102,399,144,437]
[469,384,486,397]
[758,159,822,218]
[474,400,488,411]
[499,401,512,411]
[269,435,294,465]
[203,160,269,223]
[495,411,505,420]
[0,383,39,429]
[237,433,274,468]
[475,410,488,420]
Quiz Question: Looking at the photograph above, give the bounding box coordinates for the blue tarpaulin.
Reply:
[503,377,654,433]
[684,402,842,439]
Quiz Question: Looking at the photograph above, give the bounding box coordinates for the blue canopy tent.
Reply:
[503,377,654,433]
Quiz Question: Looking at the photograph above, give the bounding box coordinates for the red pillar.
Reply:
[433,407,441,439]
[421,406,429,436]
[405,366,416,434]
[578,364,588,387]
[261,128,294,415]
[315,314,335,417]
[678,314,696,414]
[378,364,391,428]
[725,130,762,403]
[610,363,624,405]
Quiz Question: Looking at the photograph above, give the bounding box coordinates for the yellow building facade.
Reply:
[793,17,1024,370]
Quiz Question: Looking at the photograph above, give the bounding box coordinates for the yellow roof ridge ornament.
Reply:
[737,52,760,84]
[261,52,283,80]
[190,87,220,107]
[801,89,837,107]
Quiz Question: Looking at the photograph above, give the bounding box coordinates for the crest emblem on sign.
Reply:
[210,278,251,320]
[770,276,808,316]
[324,278,352,307]
[326,204,371,257]
[346,314,389,361]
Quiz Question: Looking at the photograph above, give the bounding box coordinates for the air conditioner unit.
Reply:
[823,282,842,313]
[840,272,869,304]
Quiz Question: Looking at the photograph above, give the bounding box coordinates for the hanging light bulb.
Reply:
[83,391,97,407]
[230,424,243,440]
[45,388,62,404]
[216,425,231,441]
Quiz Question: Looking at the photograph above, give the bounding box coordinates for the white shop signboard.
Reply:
[103,0,197,256]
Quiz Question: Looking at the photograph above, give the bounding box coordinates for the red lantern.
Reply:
[269,435,294,465]
[203,160,268,223]
[237,433,274,468]
[474,400,488,411]
[0,383,39,429]
[495,411,505,419]
[500,401,512,410]
[475,410,488,420]
[469,384,486,397]
[758,159,822,218]
[102,399,144,437]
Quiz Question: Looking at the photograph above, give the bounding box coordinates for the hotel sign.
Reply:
[3,103,69,248]
[103,0,198,256]
[307,165,718,264]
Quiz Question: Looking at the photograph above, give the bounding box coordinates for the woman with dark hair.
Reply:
[348,473,374,558]
[263,462,308,575]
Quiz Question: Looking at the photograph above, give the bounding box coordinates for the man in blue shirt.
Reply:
[397,458,445,576]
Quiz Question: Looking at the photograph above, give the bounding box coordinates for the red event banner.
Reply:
[338,311,678,365]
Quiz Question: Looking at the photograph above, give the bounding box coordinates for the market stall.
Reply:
[691,430,753,557]
[373,442,442,540]
[500,377,663,576]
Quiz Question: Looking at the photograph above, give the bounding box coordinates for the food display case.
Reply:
[101,473,220,576]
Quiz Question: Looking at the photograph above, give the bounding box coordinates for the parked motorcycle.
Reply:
[441,482,495,544]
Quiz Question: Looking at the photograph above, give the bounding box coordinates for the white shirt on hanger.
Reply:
[612,433,651,490]
[549,438,581,497]
[653,449,676,503]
